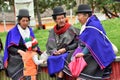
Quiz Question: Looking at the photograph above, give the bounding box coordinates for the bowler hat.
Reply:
[17,9,31,17]
[76,4,92,13]
[52,6,66,16]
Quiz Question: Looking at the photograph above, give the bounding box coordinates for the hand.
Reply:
[75,53,84,58]
[53,51,61,55]
[18,50,27,61]
[4,61,8,68]
[18,49,26,56]
[57,48,66,54]
[33,47,38,51]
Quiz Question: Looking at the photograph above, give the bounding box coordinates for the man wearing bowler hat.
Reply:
[3,9,41,80]
[46,6,79,80]
[74,4,116,80]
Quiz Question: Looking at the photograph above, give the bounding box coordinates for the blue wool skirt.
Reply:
[47,52,68,76]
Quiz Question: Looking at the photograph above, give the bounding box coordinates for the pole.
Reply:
[2,7,7,32]
[70,3,73,24]
[70,8,73,24]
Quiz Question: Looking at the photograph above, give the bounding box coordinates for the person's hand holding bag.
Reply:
[75,52,84,58]
[68,53,87,77]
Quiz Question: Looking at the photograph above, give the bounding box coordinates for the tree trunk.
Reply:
[35,0,42,29]
[102,7,111,19]
[76,0,80,7]
[90,0,95,13]
[103,6,119,19]
[37,10,42,29]
[112,4,119,17]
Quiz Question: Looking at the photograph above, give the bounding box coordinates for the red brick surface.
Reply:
[0,24,14,32]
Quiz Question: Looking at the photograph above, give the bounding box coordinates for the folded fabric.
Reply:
[47,52,68,76]
[71,46,82,61]
[68,57,87,77]
[73,46,82,56]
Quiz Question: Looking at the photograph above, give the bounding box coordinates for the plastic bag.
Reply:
[68,57,87,77]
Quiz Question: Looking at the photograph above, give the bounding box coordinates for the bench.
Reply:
[0,56,120,80]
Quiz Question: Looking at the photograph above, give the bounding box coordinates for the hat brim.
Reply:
[76,10,92,14]
[16,15,31,17]
[52,12,66,16]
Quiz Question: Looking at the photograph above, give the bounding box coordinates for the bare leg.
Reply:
[58,71,64,78]
[76,77,81,80]
[56,71,64,80]
[76,77,86,80]
[31,75,36,80]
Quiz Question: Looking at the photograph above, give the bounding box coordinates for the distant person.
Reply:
[3,9,43,80]
[0,38,3,53]
[74,4,116,80]
[0,38,4,70]
[46,6,79,80]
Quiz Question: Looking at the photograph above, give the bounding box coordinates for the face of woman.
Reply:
[77,13,88,25]
[55,15,66,27]
[19,17,30,29]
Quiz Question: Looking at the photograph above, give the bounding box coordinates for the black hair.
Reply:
[52,14,66,20]
[83,12,92,17]
[76,12,92,17]
[77,12,92,17]
[17,16,30,24]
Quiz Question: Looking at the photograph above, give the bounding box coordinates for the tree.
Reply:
[34,0,76,29]
[0,0,9,11]
[87,0,119,19]
[34,0,43,29]
[0,0,9,31]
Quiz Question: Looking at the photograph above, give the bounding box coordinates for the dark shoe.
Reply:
[57,77,64,80]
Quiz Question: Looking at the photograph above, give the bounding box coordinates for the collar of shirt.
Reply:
[17,24,30,40]
[80,18,90,34]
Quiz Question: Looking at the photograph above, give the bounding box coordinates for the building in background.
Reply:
[14,0,35,27]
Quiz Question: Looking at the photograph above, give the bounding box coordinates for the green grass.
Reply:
[102,18,120,56]
[0,32,7,46]
[34,29,49,51]
[0,18,120,56]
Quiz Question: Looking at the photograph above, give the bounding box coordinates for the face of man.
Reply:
[77,13,88,25]
[55,15,66,27]
[19,17,30,29]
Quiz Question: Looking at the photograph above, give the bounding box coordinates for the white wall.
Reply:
[14,0,35,27]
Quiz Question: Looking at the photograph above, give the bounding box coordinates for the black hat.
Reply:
[17,9,31,17]
[76,4,92,13]
[52,6,66,16]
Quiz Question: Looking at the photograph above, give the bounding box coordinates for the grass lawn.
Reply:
[74,18,120,56]
[102,18,120,56]
[0,18,120,56]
